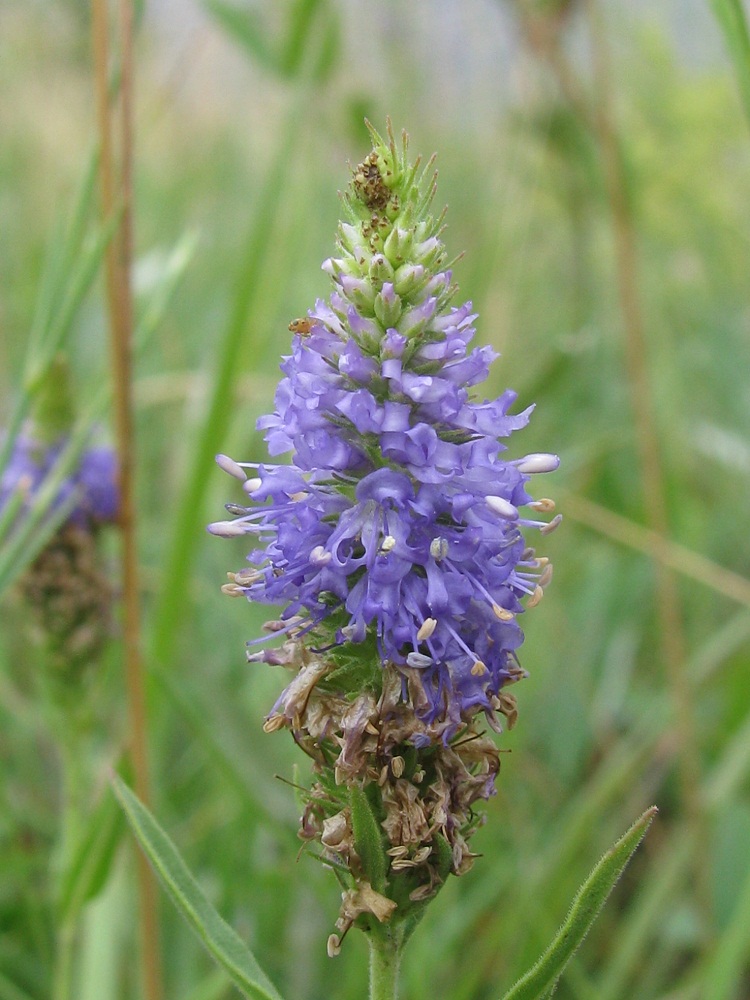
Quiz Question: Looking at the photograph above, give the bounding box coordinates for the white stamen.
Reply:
[539,564,554,588]
[391,756,405,777]
[221,583,245,597]
[540,514,563,535]
[380,534,396,553]
[243,477,262,495]
[289,491,308,501]
[486,495,519,520]
[529,497,556,513]
[387,845,409,858]
[493,604,515,621]
[215,453,247,480]
[527,585,544,608]
[406,651,433,668]
[515,453,560,474]
[417,617,437,641]
[207,520,246,537]
[233,568,260,585]
[327,935,342,958]
[430,536,448,560]
[310,545,332,566]
[263,714,286,733]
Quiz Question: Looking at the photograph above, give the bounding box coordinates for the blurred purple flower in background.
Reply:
[0,433,119,528]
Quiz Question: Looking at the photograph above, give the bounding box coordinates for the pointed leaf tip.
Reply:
[499,807,657,1000]
[111,775,285,1000]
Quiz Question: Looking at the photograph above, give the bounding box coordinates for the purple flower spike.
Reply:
[1,433,120,529]
[214,125,559,736]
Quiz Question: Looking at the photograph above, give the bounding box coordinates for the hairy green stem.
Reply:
[369,929,402,1000]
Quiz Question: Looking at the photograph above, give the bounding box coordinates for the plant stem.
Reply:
[90,1,164,997]
[583,0,710,919]
[52,720,87,1000]
[369,929,402,1000]
[52,920,76,1000]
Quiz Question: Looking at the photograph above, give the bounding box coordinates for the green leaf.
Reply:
[710,0,750,129]
[350,784,387,894]
[111,776,285,1000]
[205,1,279,74]
[57,783,125,926]
[499,807,657,1000]
[702,850,750,999]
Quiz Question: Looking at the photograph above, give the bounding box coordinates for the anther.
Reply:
[310,545,332,566]
[486,495,519,520]
[207,520,246,537]
[538,564,554,588]
[327,935,342,958]
[417,617,437,641]
[471,660,488,676]
[243,477,262,495]
[492,604,515,621]
[430,536,449,560]
[221,583,245,597]
[263,715,286,733]
[540,514,563,535]
[406,651,433,668]
[215,453,247,480]
[527,585,544,608]
[515,453,560,474]
[391,756,405,777]
[529,498,556,513]
[380,535,396,553]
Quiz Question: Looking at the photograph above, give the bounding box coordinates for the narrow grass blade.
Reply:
[205,0,277,74]
[710,0,750,128]
[112,776,285,1000]
[150,97,306,667]
[499,807,657,1000]
[0,971,37,1000]
[702,857,750,999]
[57,782,125,925]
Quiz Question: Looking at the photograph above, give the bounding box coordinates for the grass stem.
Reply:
[584,0,711,921]
[91,1,164,997]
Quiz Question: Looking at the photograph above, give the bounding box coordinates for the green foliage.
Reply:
[112,777,285,1000]
[3,2,750,998]
[349,785,387,896]
[500,808,657,1000]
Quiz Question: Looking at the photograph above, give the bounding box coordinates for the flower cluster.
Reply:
[212,124,559,941]
[1,430,119,680]
[0,432,119,528]
[211,123,559,737]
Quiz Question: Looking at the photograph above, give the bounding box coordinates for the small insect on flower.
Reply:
[288,317,313,336]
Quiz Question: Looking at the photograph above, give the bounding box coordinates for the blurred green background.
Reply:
[2,1,750,998]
